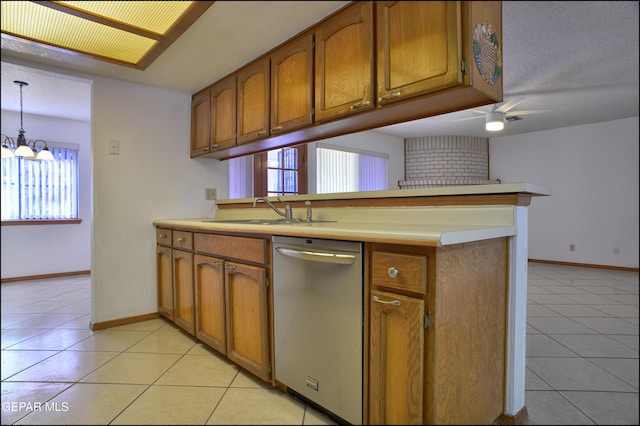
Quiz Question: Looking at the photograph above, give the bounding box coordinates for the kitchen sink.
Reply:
[202,218,335,225]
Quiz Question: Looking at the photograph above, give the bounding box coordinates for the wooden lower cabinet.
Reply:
[193,254,271,383]
[225,261,271,382]
[156,245,174,321]
[173,249,195,335]
[194,254,226,353]
[369,290,424,424]
[367,238,508,425]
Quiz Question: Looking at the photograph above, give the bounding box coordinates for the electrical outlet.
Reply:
[613,247,620,255]
[569,244,575,252]
[205,188,217,200]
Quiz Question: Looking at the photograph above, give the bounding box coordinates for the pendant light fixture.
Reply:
[1,81,54,161]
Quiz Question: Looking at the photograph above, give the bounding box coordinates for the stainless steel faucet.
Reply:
[305,200,313,222]
[253,196,293,220]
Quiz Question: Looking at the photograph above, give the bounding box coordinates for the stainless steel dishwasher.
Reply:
[272,236,363,425]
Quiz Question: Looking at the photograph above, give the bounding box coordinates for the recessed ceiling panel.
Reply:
[56,1,193,35]
[0,1,214,69]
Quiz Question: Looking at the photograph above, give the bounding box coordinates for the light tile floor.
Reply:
[1,262,638,425]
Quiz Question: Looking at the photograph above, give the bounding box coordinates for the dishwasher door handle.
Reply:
[275,246,356,265]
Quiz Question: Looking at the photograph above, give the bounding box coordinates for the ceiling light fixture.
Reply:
[1,81,54,161]
[485,110,505,132]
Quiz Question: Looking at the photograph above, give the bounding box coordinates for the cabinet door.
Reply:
[270,33,313,134]
[194,254,226,354]
[156,245,174,321]
[190,89,211,157]
[173,249,195,335]
[369,289,424,425]
[225,262,270,382]
[315,1,374,122]
[210,74,237,151]
[237,58,270,145]
[376,1,461,106]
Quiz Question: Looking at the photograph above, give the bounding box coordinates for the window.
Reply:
[253,145,307,197]
[1,143,79,221]
[316,143,388,193]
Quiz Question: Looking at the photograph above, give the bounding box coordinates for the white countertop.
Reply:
[215,182,551,205]
[155,183,550,246]
[154,211,516,247]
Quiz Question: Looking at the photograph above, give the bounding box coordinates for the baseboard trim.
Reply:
[529,259,638,272]
[497,406,529,425]
[91,312,161,331]
[1,270,91,283]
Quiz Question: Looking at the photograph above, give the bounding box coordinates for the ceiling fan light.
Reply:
[486,111,505,131]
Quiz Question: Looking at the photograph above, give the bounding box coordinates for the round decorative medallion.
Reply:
[473,21,502,85]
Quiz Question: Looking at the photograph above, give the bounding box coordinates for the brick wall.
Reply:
[399,135,500,188]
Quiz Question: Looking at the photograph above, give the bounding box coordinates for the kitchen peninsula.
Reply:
[153,183,551,425]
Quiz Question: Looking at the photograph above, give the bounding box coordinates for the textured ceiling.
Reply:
[1,1,638,139]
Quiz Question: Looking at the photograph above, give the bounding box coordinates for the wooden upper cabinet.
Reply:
[314,1,374,122]
[237,58,270,145]
[376,1,462,106]
[270,33,314,135]
[210,74,237,151]
[190,89,211,157]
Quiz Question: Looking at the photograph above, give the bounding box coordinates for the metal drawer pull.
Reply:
[372,295,401,306]
[271,126,283,132]
[387,267,399,278]
[225,265,236,272]
[350,100,371,109]
[378,91,401,102]
[255,131,266,137]
[159,233,167,239]
[177,237,185,242]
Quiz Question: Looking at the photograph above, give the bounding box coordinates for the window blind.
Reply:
[1,144,79,220]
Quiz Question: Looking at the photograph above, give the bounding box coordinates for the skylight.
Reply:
[1,1,214,70]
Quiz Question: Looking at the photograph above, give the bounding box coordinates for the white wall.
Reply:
[490,117,639,269]
[91,76,228,323]
[0,111,92,279]
[307,130,405,193]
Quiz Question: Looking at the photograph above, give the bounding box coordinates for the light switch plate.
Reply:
[108,139,119,155]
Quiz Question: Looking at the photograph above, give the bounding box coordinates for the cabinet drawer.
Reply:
[173,231,193,250]
[371,251,426,294]
[194,233,267,265]
[156,228,173,246]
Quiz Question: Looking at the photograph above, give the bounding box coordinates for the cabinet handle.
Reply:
[177,237,185,242]
[225,264,236,272]
[372,295,401,307]
[255,131,266,137]
[387,267,399,278]
[378,91,401,102]
[159,233,167,239]
[271,126,283,132]
[202,146,210,152]
[211,144,219,149]
[350,100,371,110]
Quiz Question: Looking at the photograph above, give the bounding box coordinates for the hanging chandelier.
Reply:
[1,80,54,161]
